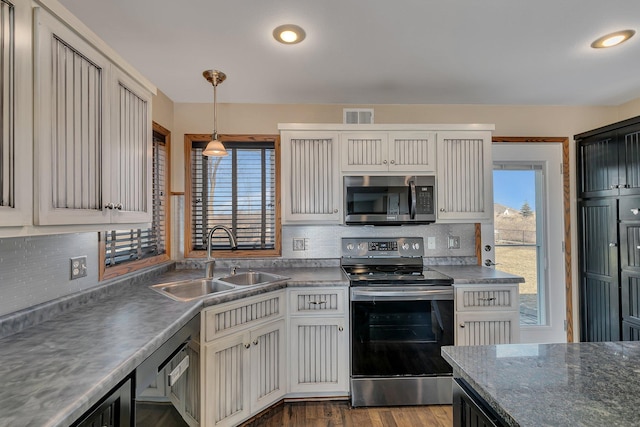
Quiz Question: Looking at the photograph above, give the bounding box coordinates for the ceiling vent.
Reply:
[343,108,374,124]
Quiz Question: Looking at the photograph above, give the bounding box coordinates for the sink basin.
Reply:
[151,278,236,302]
[217,271,289,286]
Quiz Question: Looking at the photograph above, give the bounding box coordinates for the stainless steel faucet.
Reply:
[205,225,238,278]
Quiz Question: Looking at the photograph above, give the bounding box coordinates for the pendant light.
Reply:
[202,69,228,156]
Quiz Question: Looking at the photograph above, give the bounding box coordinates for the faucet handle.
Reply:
[230,266,238,275]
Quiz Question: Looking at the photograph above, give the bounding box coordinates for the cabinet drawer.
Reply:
[455,285,518,311]
[288,288,347,315]
[203,291,284,342]
[619,197,640,221]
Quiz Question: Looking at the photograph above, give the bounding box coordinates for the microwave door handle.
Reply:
[409,180,417,219]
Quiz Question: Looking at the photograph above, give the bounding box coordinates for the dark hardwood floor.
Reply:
[240,400,453,427]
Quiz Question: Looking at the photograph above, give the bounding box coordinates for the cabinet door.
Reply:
[577,131,620,198]
[341,132,387,171]
[388,131,436,172]
[619,124,640,196]
[621,272,640,327]
[579,198,620,341]
[202,332,251,427]
[289,316,349,395]
[249,320,286,414]
[281,132,341,223]
[622,320,640,341]
[0,0,31,226]
[34,7,111,225]
[455,311,519,346]
[437,131,492,222]
[109,68,152,223]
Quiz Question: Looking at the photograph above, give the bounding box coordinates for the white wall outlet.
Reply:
[293,238,305,251]
[427,236,436,250]
[448,236,461,249]
[70,256,88,279]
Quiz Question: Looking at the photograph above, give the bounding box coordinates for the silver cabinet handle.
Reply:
[636,246,640,250]
[338,326,344,332]
[383,160,388,164]
[478,297,497,302]
[333,209,338,213]
[459,323,466,328]
[308,301,327,306]
[244,343,251,349]
[104,203,114,209]
[114,203,123,210]
[439,208,446,212]
[631,209,640,215]
[390,160,395,164]
[609,243,618,247]
[252,339,259,346]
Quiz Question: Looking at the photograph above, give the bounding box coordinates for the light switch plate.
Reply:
[448,236,461,249]
[293,238,305,251]
[70,256,88,279]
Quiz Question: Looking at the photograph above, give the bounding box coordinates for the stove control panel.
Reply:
[342,237,424,257]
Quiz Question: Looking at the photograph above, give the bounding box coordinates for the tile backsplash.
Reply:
[0,233,99,317]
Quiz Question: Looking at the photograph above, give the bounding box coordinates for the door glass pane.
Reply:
[493,168,545,325]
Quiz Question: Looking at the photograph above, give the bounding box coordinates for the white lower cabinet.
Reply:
[287,288,349,396]
[201,292,286,427]
[454,284,520,345]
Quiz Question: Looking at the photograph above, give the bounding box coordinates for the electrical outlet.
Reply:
[427,236,436,250]
[293,238,305,251]
[70,256,88,280]
[448,236,461,249]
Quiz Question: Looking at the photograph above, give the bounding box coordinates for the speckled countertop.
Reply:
[0,265,347,427]
[442,342,640,427]
[0,261,518,426]
[431,265,523,284]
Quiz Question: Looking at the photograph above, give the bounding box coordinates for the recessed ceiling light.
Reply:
[591,29,635,48]
[273,24,306,44]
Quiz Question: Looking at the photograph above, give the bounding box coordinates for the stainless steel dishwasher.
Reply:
[135,313,200,426]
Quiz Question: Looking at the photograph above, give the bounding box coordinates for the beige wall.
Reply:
[152,89,175,132]
[170,102,629,192]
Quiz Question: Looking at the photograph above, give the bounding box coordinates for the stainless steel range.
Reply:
[342,237,454,407]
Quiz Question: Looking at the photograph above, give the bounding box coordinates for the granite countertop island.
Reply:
[442,342,640,427]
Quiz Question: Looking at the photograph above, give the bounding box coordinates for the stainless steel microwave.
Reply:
[344,175,436,225]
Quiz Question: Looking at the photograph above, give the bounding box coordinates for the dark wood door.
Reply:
[579,198,620,341]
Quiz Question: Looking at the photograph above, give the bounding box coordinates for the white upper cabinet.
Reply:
[436,131,493,222]
[341,131,436,173]
[33,6,153,226]
[0,0,32,226]
[280,130,342,224]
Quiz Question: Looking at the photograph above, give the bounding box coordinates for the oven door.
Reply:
[350,287,454,378]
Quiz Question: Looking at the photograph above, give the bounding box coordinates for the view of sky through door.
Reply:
[493,168,542,325]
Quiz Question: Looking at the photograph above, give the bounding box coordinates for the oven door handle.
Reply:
[351,288,453,301]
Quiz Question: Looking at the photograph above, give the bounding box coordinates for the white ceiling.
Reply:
[57,0,640,106]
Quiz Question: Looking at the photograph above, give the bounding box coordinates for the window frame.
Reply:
[184,133,281,259]
[99,122,171,280]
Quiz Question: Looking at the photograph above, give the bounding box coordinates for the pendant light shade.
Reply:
[202,69,228,157]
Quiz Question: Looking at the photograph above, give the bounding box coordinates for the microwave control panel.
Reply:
[415,186,434,214]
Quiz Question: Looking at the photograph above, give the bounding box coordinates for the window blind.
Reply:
[105,131,167,266]
[191,141,276,250]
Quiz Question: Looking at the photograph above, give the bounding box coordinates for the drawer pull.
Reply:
[252,339,259,346]
[244,343,251,349]
[609,242,618,247]
[308,301,327,306]
[338,326,344,332]
[478,297,497,302]
[632,209,640,215]
[459,323,466,328]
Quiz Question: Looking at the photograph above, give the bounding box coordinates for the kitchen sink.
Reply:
[150,278,236,302]
[217,271,289,286]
